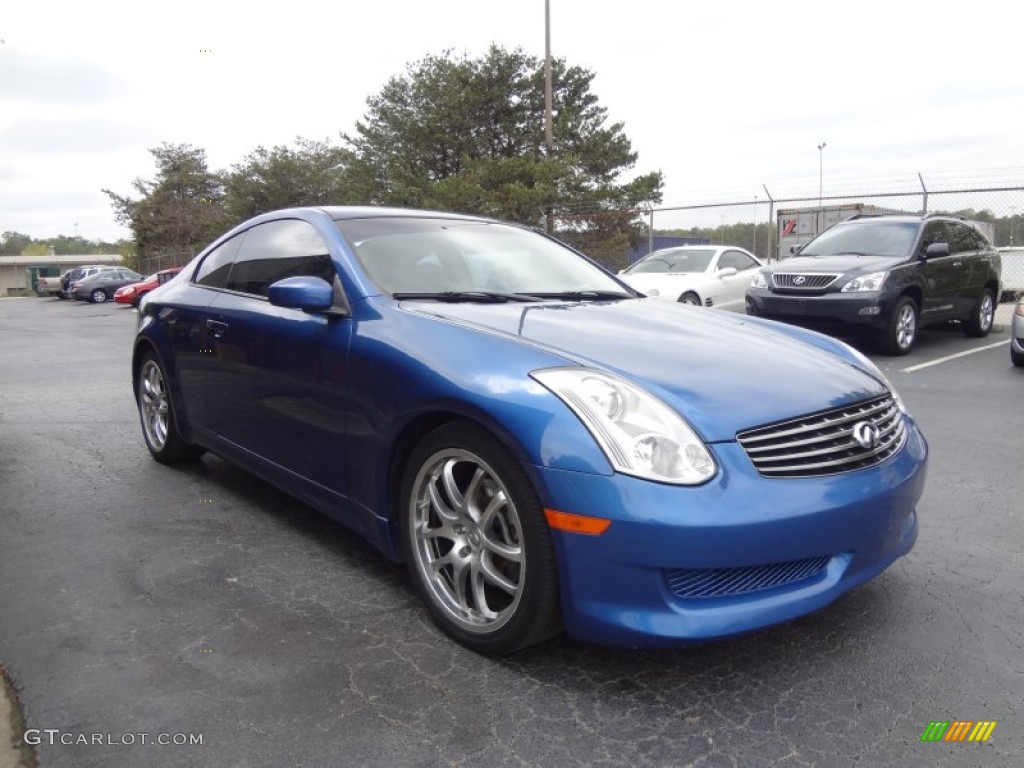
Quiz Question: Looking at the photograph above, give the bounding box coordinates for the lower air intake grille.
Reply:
[665,555,832,599]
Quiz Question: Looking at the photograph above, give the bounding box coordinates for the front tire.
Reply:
[879,296,918,355]
[1012,346,1024,367]
[963,288,995,338]
[678,291,701,306]
[400,422,561,655]
[136,352,205,463]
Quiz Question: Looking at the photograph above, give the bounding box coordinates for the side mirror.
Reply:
[924,242,950,258]
[790,244,802,255]
[268,276,334,311]
[717,267,738,278]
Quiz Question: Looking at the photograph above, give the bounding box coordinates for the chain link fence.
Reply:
[136,250,195,277]
[552,171,1024,299]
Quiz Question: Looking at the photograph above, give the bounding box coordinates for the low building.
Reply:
[0,254,123,296]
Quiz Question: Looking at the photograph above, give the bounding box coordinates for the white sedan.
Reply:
[619,245,762,311]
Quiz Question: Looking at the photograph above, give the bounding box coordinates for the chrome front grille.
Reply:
[771,273,839,290]
[737,395,906,478]
[665,555,832,599]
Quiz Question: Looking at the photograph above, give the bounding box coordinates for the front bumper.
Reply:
[529,419,927,648]
[1011,310,1024,353]
[746,289,895,332]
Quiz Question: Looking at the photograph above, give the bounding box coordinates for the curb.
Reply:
[0,665,36,768]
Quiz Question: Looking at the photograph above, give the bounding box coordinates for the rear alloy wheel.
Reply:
[90,289,108,304]
[879,296,918,355]
[963,288,995,338]
[400,422,561,654]
[678,292,701,306]
[136,352,205,463]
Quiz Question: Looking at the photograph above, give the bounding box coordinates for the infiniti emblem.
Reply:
[793,275,807,285]
[852,421,880,450]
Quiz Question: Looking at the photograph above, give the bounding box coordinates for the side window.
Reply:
[720,250,758,271]
[195,235,245,288]
[918,222,950,255]
[225,220,336,298]
[950,224,979,254]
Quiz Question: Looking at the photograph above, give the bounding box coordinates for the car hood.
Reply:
[403,298,886,441]
[770,254,902,274]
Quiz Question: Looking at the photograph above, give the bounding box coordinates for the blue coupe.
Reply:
[132,207,927,653]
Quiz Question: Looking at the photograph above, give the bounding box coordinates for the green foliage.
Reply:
[223,138,355,221]
[103,143,230,258]
[20,243,51,256]
[343,46,662,255]
[0,231,33,256]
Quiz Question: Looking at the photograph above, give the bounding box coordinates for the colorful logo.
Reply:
[920,720,997,742]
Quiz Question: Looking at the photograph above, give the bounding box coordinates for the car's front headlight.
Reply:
[841,271,888,292]
[531,368,717,485]
[750,271,768,289]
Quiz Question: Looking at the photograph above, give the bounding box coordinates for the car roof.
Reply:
[278,205,496,223]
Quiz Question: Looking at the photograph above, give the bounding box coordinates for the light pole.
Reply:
[817,142,826,208]
[753,195,758,256]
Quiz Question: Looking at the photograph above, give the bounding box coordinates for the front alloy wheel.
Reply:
[880,296,918,355]
[401,423,560,654]
[136,352,205,463]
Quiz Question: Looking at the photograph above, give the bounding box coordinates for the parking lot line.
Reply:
[900,340,1008,373]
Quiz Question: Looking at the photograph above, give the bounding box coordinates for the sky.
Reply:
[2,0,1023,243]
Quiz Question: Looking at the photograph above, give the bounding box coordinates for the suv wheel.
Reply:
[879,296,918,356]
[963,288,995,338]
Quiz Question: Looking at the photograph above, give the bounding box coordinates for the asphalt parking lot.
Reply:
[1,296,1021,768]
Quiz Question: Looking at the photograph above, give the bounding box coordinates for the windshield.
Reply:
[335,218,631,296]
[625,249,715,274]
[800,221,919,258]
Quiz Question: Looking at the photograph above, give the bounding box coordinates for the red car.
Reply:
[114,267,183,306]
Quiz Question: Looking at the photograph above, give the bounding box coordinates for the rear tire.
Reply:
[878,296,918,356]
[90,289,108,304]
[136,352,205,463]
[399,422,561,655]
[1012,346,1024,368]
[963,288,995,338]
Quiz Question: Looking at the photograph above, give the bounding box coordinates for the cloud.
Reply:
[0,50,124,105]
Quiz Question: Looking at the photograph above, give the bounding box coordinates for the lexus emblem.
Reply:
[852,421,880,450]
[793,275,807,285]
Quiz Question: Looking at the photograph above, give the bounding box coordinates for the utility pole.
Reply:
[544,0,554,233]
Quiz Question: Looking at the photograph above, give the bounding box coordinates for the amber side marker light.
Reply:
[544,509,611,535]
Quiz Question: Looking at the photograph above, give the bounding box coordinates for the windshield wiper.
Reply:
[529,290,634,301]
[392,291,543,303]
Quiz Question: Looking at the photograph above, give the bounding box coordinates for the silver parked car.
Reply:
[71,268,144,303]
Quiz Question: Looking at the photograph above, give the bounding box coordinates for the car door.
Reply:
[949,223,986,313]
[917,221,962,320]
[167,233,246,432]
[716,250,761,311]
[203,218,352,497]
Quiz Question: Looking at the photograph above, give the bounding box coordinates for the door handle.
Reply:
[206,319,229,338]
[952,261,962,267]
